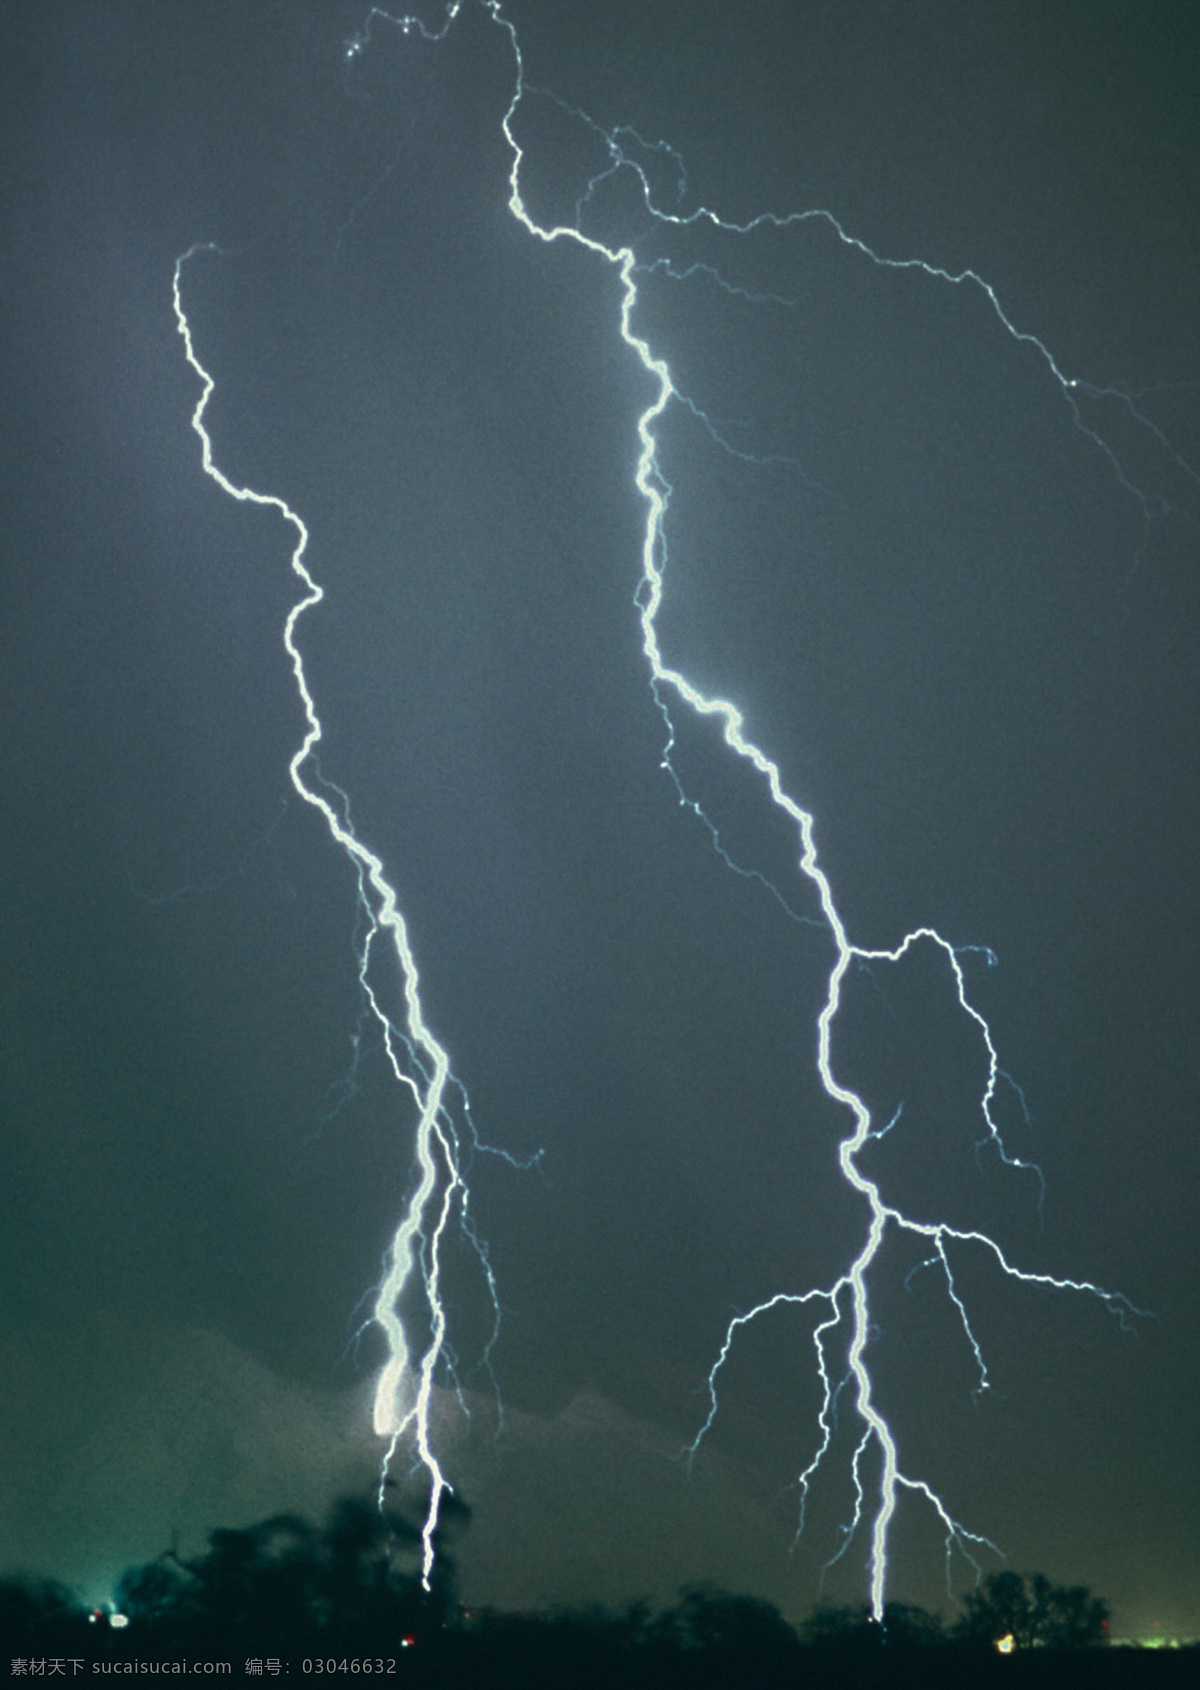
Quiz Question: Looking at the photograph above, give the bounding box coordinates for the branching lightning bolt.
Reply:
[172,246,495,1587]
[446,2,1149,1617]
[177,0,1180,1614]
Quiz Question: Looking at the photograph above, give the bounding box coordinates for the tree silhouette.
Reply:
[800,1602,880,1650]
[653,1582,804,1663]
[800,1600,945,1652]
[955,1568,1110,1650]
[111,1491,457,1648]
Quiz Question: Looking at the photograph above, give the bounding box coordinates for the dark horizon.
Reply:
[3,1490,1192,1663]
[2,0,1197,1645]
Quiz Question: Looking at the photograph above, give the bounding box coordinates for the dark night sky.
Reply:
[2,0,1198,1641]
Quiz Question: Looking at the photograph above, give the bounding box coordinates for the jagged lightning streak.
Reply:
[172,245,478,1586]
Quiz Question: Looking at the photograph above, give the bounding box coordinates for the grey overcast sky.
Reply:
[2,0,1198,1641]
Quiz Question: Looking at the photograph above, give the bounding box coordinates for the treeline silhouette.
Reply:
[4,1497,1196,1687]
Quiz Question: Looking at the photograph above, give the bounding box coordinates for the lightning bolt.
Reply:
[176,0,1178,1614]
[172,244,492,1586]
[455,0,1148,1617]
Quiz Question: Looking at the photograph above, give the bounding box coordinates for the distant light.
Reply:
[91,1605,130,1629]
[995,1634,1015,1654]
[400,1635,416,1649]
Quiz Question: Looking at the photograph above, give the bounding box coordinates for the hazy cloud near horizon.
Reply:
[0,1317,801,1620]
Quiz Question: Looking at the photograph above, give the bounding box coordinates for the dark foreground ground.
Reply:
[6,1507,1195,1686]
[5,1608,1199,1690]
